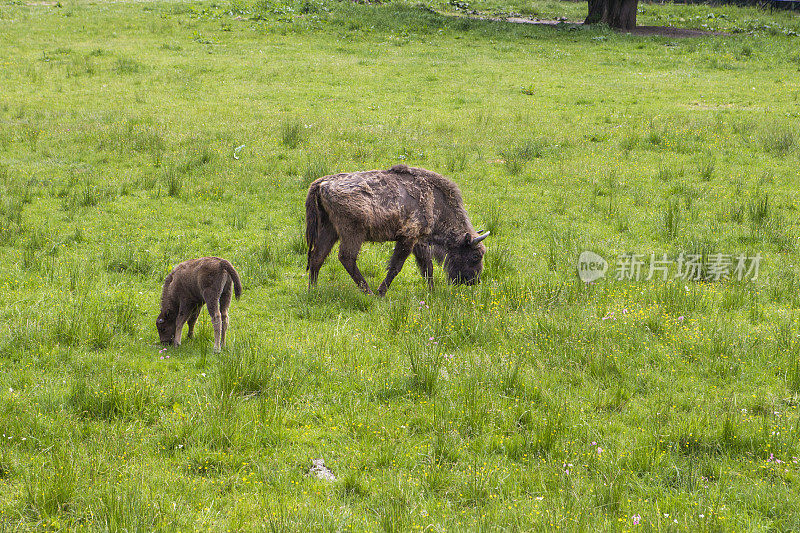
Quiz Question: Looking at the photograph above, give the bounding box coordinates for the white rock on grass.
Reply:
[309,458,336,482]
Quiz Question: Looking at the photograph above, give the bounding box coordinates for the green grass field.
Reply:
[2,0,800,529]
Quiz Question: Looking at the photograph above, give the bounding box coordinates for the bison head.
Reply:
[444,231,489,285]
[156,313,175,345]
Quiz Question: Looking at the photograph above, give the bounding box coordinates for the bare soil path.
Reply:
[475,14,728,37]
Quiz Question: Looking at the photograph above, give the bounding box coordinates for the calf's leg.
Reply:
[204,289,224,353]
[219,280,233,349]
[173,301,192,347]
[186,305,202,339]
[378,238,415,296]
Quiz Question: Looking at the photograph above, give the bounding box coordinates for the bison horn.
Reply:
[471,231,490,245]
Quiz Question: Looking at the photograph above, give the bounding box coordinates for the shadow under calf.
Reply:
[156,257,242,352]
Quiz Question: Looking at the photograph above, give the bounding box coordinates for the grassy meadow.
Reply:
[2,0,800,529]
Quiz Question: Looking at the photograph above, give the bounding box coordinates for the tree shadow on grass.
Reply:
[329,3,726,39]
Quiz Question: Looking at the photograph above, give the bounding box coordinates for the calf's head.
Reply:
[444,231,489,285]
[156,312,175,345]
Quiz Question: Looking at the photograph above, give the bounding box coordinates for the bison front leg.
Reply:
[413,243,434,290]
[378,239,414,296]
[185,305,202,339]
[338,235,372,295]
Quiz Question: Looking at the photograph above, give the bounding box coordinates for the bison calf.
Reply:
[305,164,489,295]
[156,257,242,353]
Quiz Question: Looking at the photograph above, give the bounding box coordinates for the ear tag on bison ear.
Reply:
[157,318,164,324]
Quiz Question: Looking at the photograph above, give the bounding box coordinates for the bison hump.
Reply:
[389,164,412,174]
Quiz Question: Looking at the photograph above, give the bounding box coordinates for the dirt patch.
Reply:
[624,24,727,37]
[479,15,727,38]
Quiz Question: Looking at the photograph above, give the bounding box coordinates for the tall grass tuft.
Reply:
[546,227,575,274]
[654,165,682,182]
[216,340,275,397]
[499,351,525,397]
[163,166,183,198]
[663,198,681,239]
[0,450,10,480]
[103,244,159,277]
[178,146,214,174]
[301,153,330,187]
[378,491,412,533]
[619,130,639,152]
[96,483,160,531]
[480,202,502,236]
[114,56,143,74]
[408,342,441,397]
[482,245,515,281]
[280,119,304,148]
[698,157,715,181]
[67,368,162,422]
[228,202,249,229]
[99,118,165,163]
[0,195,25,244]
[51,300,84,347]
[24,447,77,521]
[239,236,281,287]
[288,230,308,256]
[761,124,796,156]
[86,310,114,350]
[500,138,546,175]
[444,145,469,172]
[789,355,800,394]
[386,298,411,334]
[778,320,800,392]
[504,405,566,459]
[748,193,769,227]
[730,202,744,224]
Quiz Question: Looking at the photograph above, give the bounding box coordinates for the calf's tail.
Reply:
[305,181,323,271]
[222,260,243,299]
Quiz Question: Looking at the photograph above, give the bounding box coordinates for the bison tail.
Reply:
[222,260,243,299]
[305,181,322,271]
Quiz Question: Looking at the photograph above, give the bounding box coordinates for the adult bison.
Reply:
[305,164,489,295]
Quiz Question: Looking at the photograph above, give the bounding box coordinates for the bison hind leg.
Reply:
[338,232,372,295]
[308,223,338,288]
[203,288,223,353]
[219,279,233,348]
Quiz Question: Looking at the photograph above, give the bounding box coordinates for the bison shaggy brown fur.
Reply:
[305,164,489,295]
[156,257,242,352]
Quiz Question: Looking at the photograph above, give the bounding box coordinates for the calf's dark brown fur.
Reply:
[156,257,242,352]
[306,165,489,295]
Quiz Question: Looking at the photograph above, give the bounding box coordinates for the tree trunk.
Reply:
[585,0,638,30]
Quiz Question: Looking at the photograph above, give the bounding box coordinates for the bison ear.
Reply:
[463,233,472,246]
